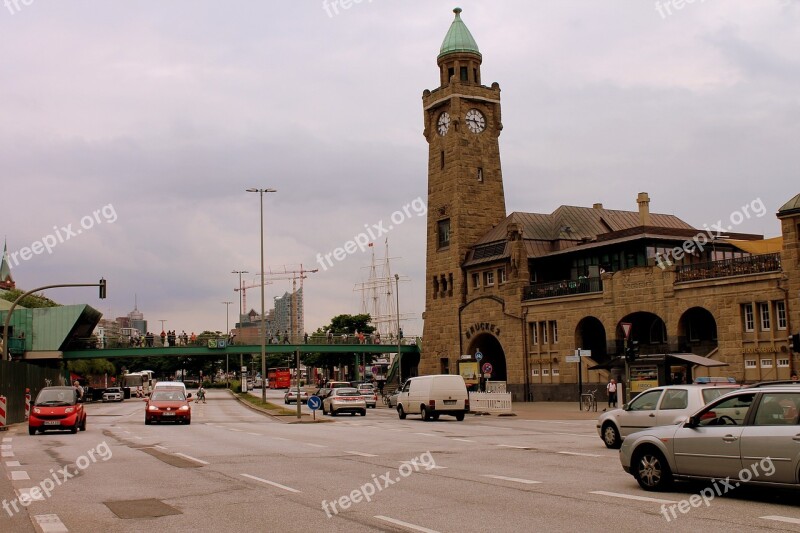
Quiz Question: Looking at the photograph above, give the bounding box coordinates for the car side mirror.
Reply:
[621,403,628,411]
[685,415,699,428]
[187,393,192,399]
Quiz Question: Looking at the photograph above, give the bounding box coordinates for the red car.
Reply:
[145,389,191,424]
[29,386,86,435]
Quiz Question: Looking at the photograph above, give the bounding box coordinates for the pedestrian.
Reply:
[791,371,798,382]
[282,330,289,344]
[326,330,333,344]
[73,380,84,400]
[161,330,167,346]
[304,332,309,344]
[607,378,618,408]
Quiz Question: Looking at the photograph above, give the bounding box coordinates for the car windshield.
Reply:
[35,389,76,406]
[701,387,739,403]
[106,388,121,393]
[151,391,186,401]
[334,388,359,396]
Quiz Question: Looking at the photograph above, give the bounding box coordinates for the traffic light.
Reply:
[792,333,800,354]
[99,278,107,299]
[625,340,639,363]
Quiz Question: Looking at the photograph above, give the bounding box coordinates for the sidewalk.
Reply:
[478,401,604,421]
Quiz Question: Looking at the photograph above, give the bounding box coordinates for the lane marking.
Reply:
[590,491,677,504]
[558,451,602,457]
[241,473,301,493]
[374,515,441,533]
[0,444,11,449]
[246,432,262,436]
[305,443,327,448]
[154,445,168,450]
[452,438,475,443]
[5,461,21,467]
[133,436,143,440]
[34,514,68,533]
[273,437,288,441]
[228,428,244,432]
[761,516,800,525]
[174,453,209,465]
[2,437,11,442]
[345,451,378,457]
[10,470,30,480]
[413,432,439,438]
[496,444,527,449]
[2,451,15,458]
[17,488,45,501]
[482,475,541,484]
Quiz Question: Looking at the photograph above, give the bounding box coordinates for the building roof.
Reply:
[778,193,800,217]
[0,240,13,286]
[438,7,481,59]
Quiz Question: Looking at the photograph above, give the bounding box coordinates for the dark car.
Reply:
[29,386,86,435]
[145,389,192,424]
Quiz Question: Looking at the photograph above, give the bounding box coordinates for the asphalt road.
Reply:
[2,389,800,532]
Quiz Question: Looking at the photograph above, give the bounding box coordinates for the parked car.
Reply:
[102,387,124,402]
[284,389,310,404]
[620,384,800,491]
[387,390,401,408]
[29,386,86,435]
[396,374,469,421]
[322,387,367,416]
[145,389,192,424]
[315,381,352,399]
[357,383,378,408]
[597,384,739,449]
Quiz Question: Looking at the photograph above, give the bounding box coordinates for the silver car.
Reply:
[102,387,124,402]
[357,384,377,408]
[620,385,800,491]
[322,387,367,416]
[597,384,739,449]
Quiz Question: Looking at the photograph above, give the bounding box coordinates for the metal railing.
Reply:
[522,277,603,301]
[675,253,781,283]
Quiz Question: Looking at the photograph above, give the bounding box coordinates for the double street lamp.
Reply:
[246,188,277,402]
[232,270,249,379]
[222,301,232,388]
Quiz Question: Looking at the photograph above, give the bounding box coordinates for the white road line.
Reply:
[133,436,143,440]
[246,432,261,436]
[154,445,167,450]
[345,451,378,457]
[10,470,30,480]
[241,473,301,493]
[374,515,441,533]
[5,461,21,467]
[34,514,68,533]
[0,444,11,449]
[228,428,244,432]
[305,443,327,448]
[452,438,475,443]
[590,491,677,504]
[413,432,439,438]
[482,475,541,484]
[174,453,209,465]
[17,488,45,501]
[2,437,11,442]
[273,437,288,441]
[496,444,527,449]
[761,516,800,525]
[2,451,15,458]
[558,451,602,457]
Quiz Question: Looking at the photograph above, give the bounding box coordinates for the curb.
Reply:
[227,390,329,423]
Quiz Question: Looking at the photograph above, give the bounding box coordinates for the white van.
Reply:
[152,381,190,399]
[396,375,469,421]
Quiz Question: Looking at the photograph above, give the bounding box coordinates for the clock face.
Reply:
[465,109,486,133]
[437,112,451,136]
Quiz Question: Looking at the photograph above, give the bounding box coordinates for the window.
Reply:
[460,66,468,81]
[754,393,799,425]
[437,219,450,249]
[484,271,494,286]
[551,367,560,376]
[531,368,540,376]
[745,359,757,369]
[542,368,550,376]
[627,389,663,411]
[759,303,770,331]
[550,321,558,344]
[477,167,483,182]
[659,389,688,410]
[698,393,754,426]
[743,304,754,332]
[498,268,507,284]
[530,322,538,346]
[440,150,445,169]
[761,358,773,368]
[472,272,480,289]
[541,321,548,344]
[777,301,787,330]
[778,358,790,368]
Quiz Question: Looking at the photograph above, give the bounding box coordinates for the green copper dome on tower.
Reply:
[438,7,481,59]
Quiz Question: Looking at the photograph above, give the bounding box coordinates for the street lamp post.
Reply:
[395,273,401,385]
[247,187,277,402]
[223,301,232,388]
[232,270,249,378]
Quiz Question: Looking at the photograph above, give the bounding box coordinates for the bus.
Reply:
[122,371,157,398]
[268,367,291,389]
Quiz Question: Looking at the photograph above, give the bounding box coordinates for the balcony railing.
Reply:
[675,252,781,283]
[523,277,602,301]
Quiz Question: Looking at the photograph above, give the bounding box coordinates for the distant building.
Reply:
[0,240,14,291]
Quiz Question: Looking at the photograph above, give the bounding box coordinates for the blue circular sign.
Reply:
[475,351,483,362]
[307,395,321,411]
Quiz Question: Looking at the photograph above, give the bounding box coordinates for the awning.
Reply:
[665,353,727,367]
[588,353,727,370]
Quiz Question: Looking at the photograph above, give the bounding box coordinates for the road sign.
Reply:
[482,362,493,374]
[475,351,483,362]
[307,396,321,411]
[565,355,580,363]
[621,322,632,340]
[579,349,592,357]
[371,366,379,374]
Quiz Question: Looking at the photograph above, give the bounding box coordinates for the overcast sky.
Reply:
[1,1,798,336]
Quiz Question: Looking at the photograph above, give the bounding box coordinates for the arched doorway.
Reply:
[466,333,507,382]
[575,316,608,363]
[677,307,718,356]
[617,312,668,355]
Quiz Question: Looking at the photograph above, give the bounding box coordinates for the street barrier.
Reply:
[0,395,7,430]
[468,392,512,414]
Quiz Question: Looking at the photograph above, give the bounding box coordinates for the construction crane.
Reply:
[264,265,319,341]
[234,279,274,316]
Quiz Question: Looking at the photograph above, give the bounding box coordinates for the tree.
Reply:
[0,288,60,308]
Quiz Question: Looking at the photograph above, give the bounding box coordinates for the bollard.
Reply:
[0,395,7,431]
[25,388,31,420]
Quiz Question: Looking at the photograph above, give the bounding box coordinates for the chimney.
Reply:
[637,192,651,226]
[592,203,603,209]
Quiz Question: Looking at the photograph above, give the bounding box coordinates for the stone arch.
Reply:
[677,306,718,356]
[575,316,608,363]
[466,333,507,382]
[617,312,668,355]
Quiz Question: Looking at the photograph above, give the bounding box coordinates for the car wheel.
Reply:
[421,405,430,421]
[331,409,338,417]
[145,418,152,425]
[431,414,440,421]
[602,423,621,449]
[80,418,87,431]
[360,410,366,416]
[633,448,673,491]
[70,425,78,434]
[284,399,289,404]
[28,427,36,435]
[186,419,191,425]
[455,412,465,421]
[398,405,406,419]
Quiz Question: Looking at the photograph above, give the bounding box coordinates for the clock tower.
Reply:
[420,8,507,375]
